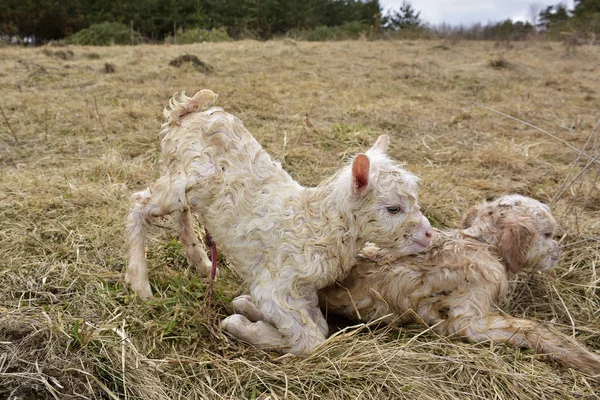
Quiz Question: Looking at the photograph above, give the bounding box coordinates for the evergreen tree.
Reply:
[537,3,570,30]
[572,0,600,18]
[0,0,383,43]
[572,0,600,33]
[385,0,422,30]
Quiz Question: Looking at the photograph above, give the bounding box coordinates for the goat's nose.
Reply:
[425,230,432,238]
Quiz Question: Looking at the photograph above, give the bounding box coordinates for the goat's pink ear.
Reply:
[500,217,537,274]
[352,154,370,194]
[460,206,479,229]
[367,134,390,154]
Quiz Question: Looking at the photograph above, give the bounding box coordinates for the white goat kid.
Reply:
[126,90,433,354]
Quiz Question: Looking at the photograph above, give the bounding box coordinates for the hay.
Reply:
[0,40,599,398]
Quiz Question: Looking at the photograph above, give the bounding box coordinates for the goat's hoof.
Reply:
[221,314,251,332]
[359,245,380,261]
[195,261,218,279]
[232,295,263,322]
[130,284,153,300]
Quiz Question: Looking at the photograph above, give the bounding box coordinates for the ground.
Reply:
[0,39,599,399]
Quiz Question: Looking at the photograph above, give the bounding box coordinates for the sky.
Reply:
[379,0,575,26]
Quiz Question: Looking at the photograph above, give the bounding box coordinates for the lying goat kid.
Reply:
[320,195,600,374]
[126,90,432,354]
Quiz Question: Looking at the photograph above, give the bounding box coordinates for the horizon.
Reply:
[378,0,576,26]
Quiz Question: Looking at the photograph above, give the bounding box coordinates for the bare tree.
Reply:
[528,2,543,26]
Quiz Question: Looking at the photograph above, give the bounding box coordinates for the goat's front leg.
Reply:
[223,286,328,354]
[306,291,329,338]
[446,315,600,376]
[220,314,288,349]
[232,295,263,322]
[232,292,328,338]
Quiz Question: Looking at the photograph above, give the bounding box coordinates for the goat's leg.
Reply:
[232,295,263,322]
[126,189,157,299]
[306,291,329,338]
[232,293,328,337]
[220,314,288,349]
[175,209,212,277]
[447,315,600,375]
[223,285,327,354]
[256,288,328,354]
[126,174,188,299]
[225,294,286,350]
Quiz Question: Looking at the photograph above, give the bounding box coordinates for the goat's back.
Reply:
[320,229,510,324]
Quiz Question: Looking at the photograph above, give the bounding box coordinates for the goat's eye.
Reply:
[386,206,403,214]
[544,232,552,239]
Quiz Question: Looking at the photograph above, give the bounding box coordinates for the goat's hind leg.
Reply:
[126,175,188,299]
[126,188,156,299]
[175,209,212,277]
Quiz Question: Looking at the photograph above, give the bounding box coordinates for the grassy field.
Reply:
[1,39,599,399]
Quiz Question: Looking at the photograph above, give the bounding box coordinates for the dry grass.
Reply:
[1,40,599,399]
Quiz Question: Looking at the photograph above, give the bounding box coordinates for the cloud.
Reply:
[379,0,573,25]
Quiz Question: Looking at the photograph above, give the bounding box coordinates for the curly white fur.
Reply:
[126,90,432,354]
[317,195,600,374]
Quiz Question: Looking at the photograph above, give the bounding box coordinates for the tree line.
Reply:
[0,0,382,42]
[1,0,599,44]
[432,0,599,42]
[537,0,600,37]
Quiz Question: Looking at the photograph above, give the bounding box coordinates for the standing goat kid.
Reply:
[320,195,600,374]
[126,90,432,354]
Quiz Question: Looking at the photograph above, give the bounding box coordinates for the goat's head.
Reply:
[462,194,560,274]
[335,135,432,256]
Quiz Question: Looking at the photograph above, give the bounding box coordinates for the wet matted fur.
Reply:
[320,195,600,375]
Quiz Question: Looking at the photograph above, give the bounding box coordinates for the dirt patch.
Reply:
[168,54,214,73]
[488,56,512,69]
[41,48,74,60]
[103,63,116,73]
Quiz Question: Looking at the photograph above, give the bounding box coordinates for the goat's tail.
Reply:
[162,90,218,127]
[450,315,600,376]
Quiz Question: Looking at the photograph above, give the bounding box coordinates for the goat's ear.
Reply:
[367,134,390,155]
[460,205,479,229]
[351,154,370,195]
[500,217,537,274]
